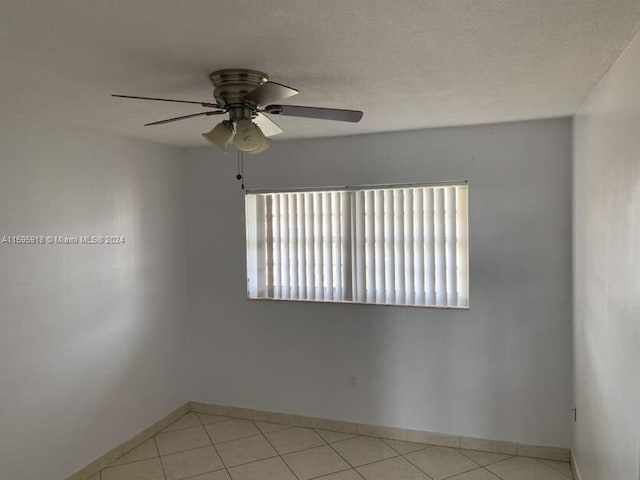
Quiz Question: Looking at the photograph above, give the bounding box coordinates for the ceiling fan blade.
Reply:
[253,113,283,137]
[242,81,299,106]
[113,94,222,109]
[144,110,225,126]
[264,104,363,123]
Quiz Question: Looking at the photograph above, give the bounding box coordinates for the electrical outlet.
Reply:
[350,374,358,388]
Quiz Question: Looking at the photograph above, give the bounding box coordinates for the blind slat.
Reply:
[434,188,446,306]
[413,189,425,305]
[374,190,385,303]
[456,186,469,306]
[365,190,375,303]
[341,191,353,301]
[404,189,414,305]
[424,189,435,305]
[354,190,366,302]
[323,192,333,300]
[394,190,405,304]
[272,195,281,298]
[314,193,323,300]
[280,195,290,298]
[305,193,315,300]
[289,194,298,298]
[384,190,396,304]
[297,194,306,299]
[445,187,457,306]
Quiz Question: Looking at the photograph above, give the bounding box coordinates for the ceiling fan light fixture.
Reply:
[245,136,271,155]
[202,120,234,152]
[233,119,270,153]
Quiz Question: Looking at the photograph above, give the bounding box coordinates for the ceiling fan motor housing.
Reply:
[209,69,267,121]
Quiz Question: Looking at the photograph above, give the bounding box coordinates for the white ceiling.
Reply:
[2,1,640,146]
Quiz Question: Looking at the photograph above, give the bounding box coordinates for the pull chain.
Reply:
[236,149,245,190]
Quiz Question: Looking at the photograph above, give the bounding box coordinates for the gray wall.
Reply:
[573,29,640,480]
[0,122,188,480]
[185,118,573,448]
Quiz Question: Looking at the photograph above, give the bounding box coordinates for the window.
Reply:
[245,183,468,308]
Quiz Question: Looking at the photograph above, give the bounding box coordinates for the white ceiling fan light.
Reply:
[245,134,271,155]
[202,120,234,152]
[233,118,270,154]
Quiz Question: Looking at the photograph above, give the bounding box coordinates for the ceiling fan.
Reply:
[113,69,364,155]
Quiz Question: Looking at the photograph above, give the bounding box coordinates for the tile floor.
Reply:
[94,412,574,480]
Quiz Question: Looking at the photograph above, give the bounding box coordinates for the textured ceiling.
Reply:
[2,1,640,146]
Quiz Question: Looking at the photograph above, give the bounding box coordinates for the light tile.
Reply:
[163,413,203,432]
[111,438,158,466]
[458,449,512,466]
[199,413,232,425]
[255,421,291,434]
[314,470,361,480]
[487,457,569,480]
[540,459,574,478]
[357,456,430,479]
[283,445,350,479]
[102,457,165,480]
[316,429,359,444]
[331,436,397,467]
[206,419,260,444]
[383,439,429,454]
[228,456,296,480]
[216,434,277,467]
[189,471,232,480]
[265,427,326,454]
[156,426,211,455]
[405,446,478,479]
[161,446,224,480]
[447,468,502,479]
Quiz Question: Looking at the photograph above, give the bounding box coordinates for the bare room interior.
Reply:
[1,2,639,480]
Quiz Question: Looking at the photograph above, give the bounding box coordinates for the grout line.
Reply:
[102,455,160,469]
[226,453,280,472]
[323,443,370,479]
[402,452,435,480]
[455,448,487,468]
[212,432,266,446]
[258,425,301,480]
[538,458,574,478]
[441,466,485,479]
[197,412,237,480]
[486,465,507,480]
[309,467,356,479]
[153,436,168,480]
[534,458,575,478]
[179,466,229,480]
[481,466,505,480]
[382,439,434,457]
[201,415,231,473]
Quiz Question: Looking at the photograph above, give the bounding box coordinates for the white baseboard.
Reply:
[190,401,571,462]
[65,402,189,480]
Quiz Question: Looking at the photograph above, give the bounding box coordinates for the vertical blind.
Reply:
[246,184,468,308]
